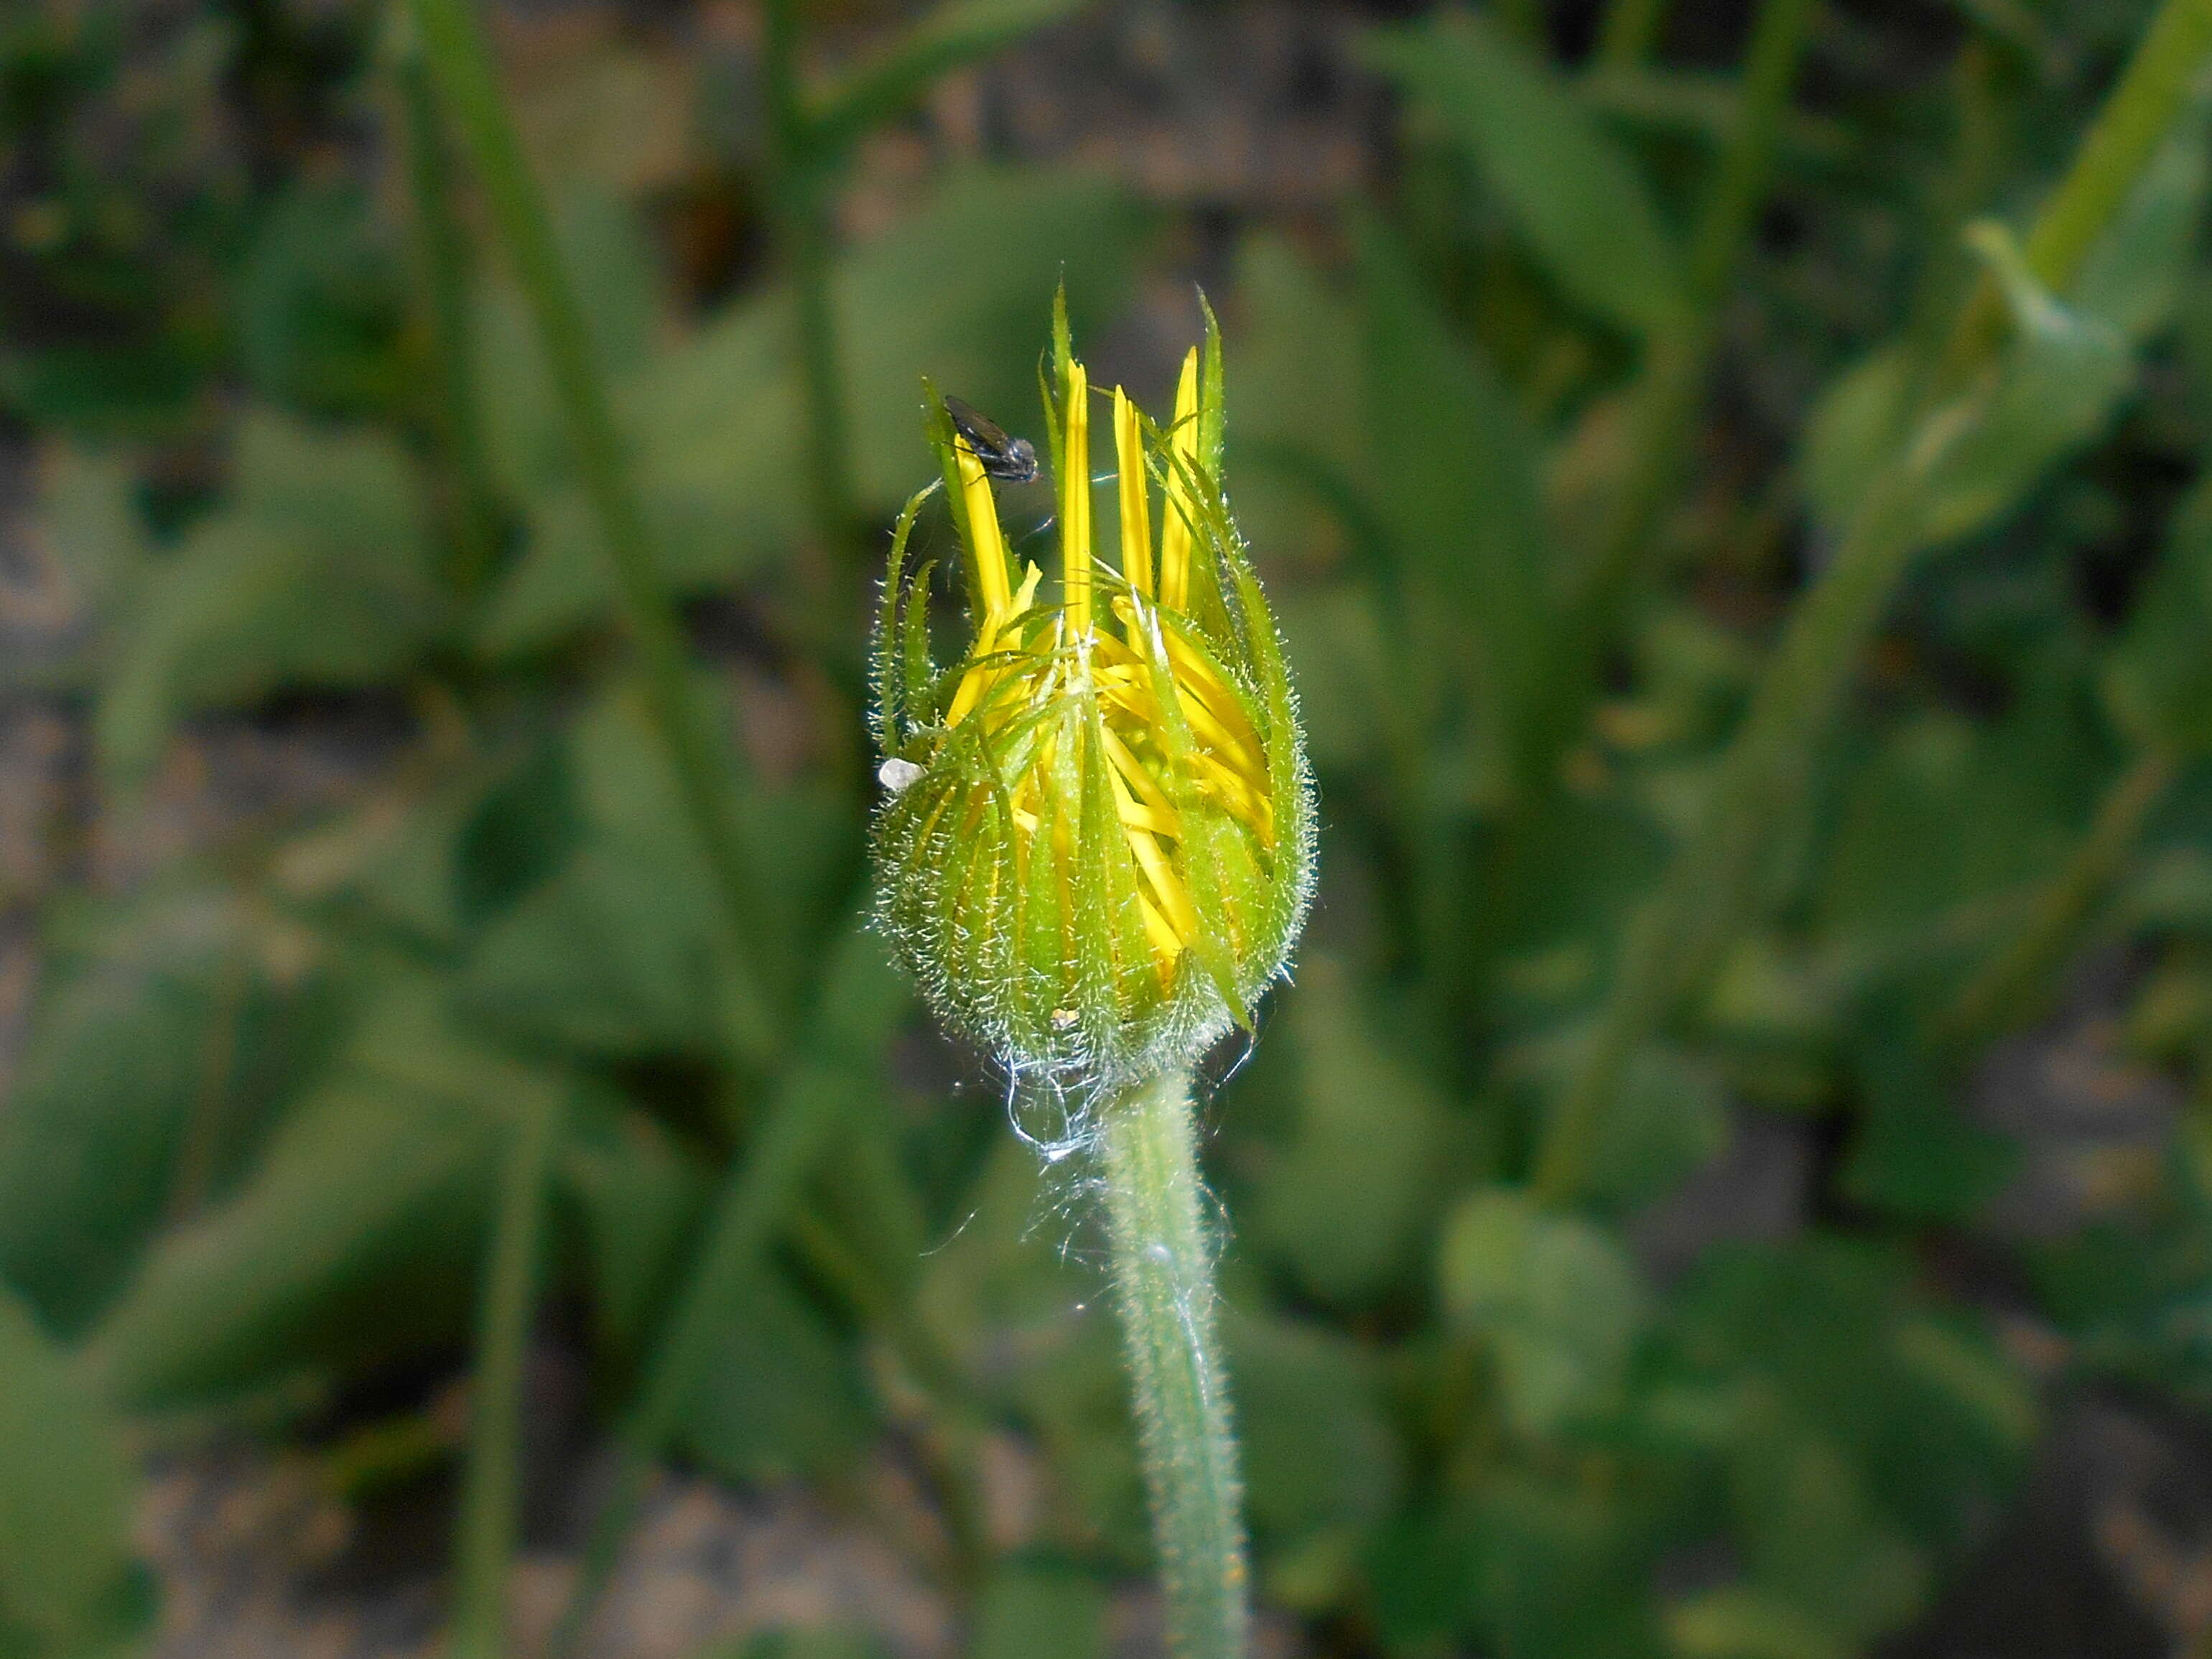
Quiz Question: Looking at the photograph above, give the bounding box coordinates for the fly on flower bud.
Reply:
[868,295,1315,1084]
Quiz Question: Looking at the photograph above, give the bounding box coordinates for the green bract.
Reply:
[868,300,1315,1084]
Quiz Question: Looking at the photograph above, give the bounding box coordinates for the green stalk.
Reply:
[784,1202,991,1589]
[408,0,779,1064]
[547,924,908,1658]
[1682,0,1817,307]
[1535,461,1933,1202]
[1938,747,2180,1049]
[1491,0,1818,987]
[1592,0,1670,69]
[406,7,893,1647]
[393,17,501,603]
[764,0,858,558]
[1099,1067,1247,1659]
[1933,0,2212,390]
[1492,0,1546,45]
[450,1092,562,1659]
[1569,0,1817,629]
[1531,0,2212,1205]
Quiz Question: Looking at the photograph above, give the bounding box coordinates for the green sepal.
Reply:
[871,481,937,756]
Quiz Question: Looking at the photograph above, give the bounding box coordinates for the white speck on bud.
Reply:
[878,758,925,794]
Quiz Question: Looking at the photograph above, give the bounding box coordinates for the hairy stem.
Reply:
[408,0,779,1064]
[1100,1067,1247,1659]
[450,1092,562,1659]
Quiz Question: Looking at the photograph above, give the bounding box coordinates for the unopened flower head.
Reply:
[870,298,1314,1085]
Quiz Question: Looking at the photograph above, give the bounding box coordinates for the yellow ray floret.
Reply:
[1115,385,1153,599]
[1062,358,1092,636]
[939,347,1271,988]
[957,442,1012,619]
[1158,348,1200,614]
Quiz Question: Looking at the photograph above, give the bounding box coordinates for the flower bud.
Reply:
[870,299,1314,1084]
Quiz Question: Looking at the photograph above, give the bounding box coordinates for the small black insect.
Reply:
[944,395,1039,485]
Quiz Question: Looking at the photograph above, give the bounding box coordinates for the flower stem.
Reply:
[407,0,780,1064]
[450,1091,562,1659]
[1098,1067,1247,1659]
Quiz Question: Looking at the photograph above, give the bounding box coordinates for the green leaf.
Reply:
[1907,223,2135,548]
[1438,1188,1648,1439]
[1363,11,1686,337]
[460,681,855,1052]
[914,1139,1146,1555]
[463,840,719,1054]
[677,1265,873,1483]
[0,1283,151,1658]
[1504,1030,1730,1209]
[710,1630,888,1659]
[479,169,1144,653]
[8,445,153,692]
[807,0,1088,158]
[1665,1589,1849,1659]
[235,175,406,418]
[1221,234,1365,567]
[88,980,551,1406]
[1724,1414,1927,1643]
[1818,701,2101,949]
[2070,82,2212,343]
[1804,140,2182,541]
[95,410,448,784]
[0,887,335,1336]
[1250,954,1458,1305]
[1270,585,1390,775]
[1800,346,1912,539]
[1227,1310,1403,1549]
[969,1565,1108,1659]
[1372,1476,1665,1658]
[1584,1044,1732,1209]
[1667,1240,2033,1553]
[2106,476,2212,755]
[475,190,672,502]
[1353,218,1555,798]
[1838,995,2016,1222]
[558,1094,708,1356]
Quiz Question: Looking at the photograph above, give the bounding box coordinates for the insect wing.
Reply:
[944,395,1013,458]
[945,395,1038,483]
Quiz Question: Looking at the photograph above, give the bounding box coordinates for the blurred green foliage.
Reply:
[5,0,2212,1654]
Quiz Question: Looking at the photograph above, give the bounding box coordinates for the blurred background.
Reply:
[5,0,2212,1654]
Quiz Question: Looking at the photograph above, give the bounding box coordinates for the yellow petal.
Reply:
[1158,348,1200,614]
[1062,358,1093,636]
[1114,385,1153,600]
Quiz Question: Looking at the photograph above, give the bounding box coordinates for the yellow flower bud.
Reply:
[870,299,1314,1084]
